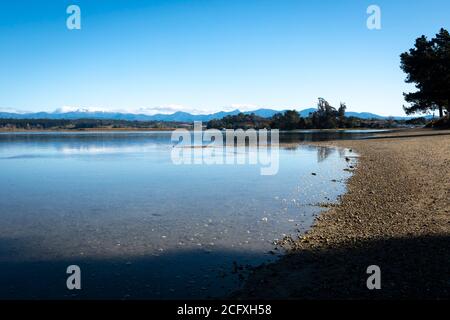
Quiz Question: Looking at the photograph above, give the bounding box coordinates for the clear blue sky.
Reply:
[0,0,449,116]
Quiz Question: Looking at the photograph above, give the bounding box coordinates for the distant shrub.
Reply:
[425,117,450,129]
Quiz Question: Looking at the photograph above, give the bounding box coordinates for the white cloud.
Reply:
[130,105,211,115]
[0,107,31,114]
[4,104,294,115]
[54,106,110,113]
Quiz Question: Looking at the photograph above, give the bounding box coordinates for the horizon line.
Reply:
[0,106,417,118]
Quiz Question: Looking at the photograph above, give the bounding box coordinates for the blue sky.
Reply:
[0,0,449,116]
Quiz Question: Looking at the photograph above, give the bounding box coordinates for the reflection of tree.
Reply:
[282,145,299,151]
[337,148,346,159]
[317,147,335,162]
[279,133,306,144]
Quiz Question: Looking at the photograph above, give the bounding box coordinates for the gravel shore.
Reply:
[235,130,450,299]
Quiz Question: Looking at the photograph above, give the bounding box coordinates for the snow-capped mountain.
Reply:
[0,107,285,122]
[0,107,416,121]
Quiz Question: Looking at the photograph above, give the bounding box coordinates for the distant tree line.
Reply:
[207,98,418,130]
[0,118,182,130]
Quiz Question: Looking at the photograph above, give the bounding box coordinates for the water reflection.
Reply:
[0,131,360,299]
[317,147,335,162]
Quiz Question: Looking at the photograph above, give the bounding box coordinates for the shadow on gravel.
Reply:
[233,235,450,299]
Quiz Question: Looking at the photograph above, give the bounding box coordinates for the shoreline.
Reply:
[0,127,414,133]
[234,129,450,299]
[0,128,181,133]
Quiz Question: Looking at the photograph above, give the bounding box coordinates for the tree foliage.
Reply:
[400,28,450,117]
[0,118,180,130]
[206,113,270,129]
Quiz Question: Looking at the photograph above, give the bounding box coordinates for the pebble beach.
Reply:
[235,129,450,299]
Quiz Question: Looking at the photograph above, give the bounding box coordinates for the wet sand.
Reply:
[234,129,450,299]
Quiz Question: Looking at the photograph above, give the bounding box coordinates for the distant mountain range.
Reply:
[0,108,427,122]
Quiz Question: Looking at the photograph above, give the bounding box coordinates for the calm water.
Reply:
[0,131,366,299]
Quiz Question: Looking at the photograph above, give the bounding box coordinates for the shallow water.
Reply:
[0,131,362,299]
